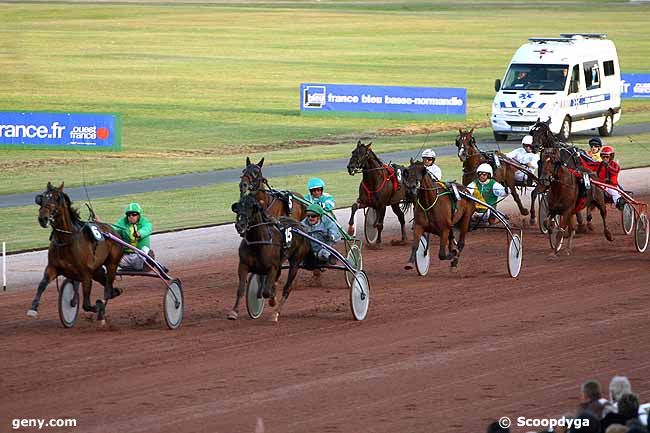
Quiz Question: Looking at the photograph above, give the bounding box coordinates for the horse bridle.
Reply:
[455,133,476,162]
[240,165,266,195]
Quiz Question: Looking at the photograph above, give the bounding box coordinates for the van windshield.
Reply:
[503,64,569,91]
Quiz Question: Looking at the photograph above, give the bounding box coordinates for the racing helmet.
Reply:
[477,163,493,177]
[307,177,325,191]
[124,202,143,215]
[521,135,534,147]
[421,149,437,159]
[588,137,603,148]
[306,203,325,217]
[600,146,615,158]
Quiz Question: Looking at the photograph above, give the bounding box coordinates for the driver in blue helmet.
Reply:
[301,204,341,266]
[304,177,336,211]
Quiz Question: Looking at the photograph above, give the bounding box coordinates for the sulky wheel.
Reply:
[164,279,184,330]
[538,194,550,234]
[507,233,523,278]
[634,213,649,253]
[364,208,379,245]
[58,279,80,329]
[415,234,430,276]
[622,202,635,236]
[344,244,363,289]
[246,274,265,319]
[350,270,370,321]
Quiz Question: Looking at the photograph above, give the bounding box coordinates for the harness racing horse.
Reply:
[403,161,475,271]
[346,140,409,246]
[228,194,311,322]
[539,148,613,254]
[28,182,124,324]
[239,157,306,221]
[455,128,538,222]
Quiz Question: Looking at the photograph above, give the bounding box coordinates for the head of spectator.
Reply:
[617,393,640,420]
[603,425,626,433]
[609,376,632,404]
[578,380,606,418]
[486,420,510,433]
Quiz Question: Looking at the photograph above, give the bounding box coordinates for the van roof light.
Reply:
[528,37,574,43]
[560,33,607,39]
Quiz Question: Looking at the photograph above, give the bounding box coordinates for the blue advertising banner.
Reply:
[0,111,121,150]
[621,73,650,99]
[300,83,466,117]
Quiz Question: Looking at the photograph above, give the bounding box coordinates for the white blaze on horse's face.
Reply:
[458,146,466,161]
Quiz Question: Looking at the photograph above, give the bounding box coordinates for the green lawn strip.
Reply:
[3,2,650,193]
[5,133,650,253]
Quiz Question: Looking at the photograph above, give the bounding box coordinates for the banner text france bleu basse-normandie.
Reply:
[0,112,120,150]
[300,83,466,116]
[621,73,650,99]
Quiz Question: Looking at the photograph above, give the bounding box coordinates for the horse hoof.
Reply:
[268,297,276,307]
[450,266,459,273]
[99,319,106,327]
[269,312,279,322]
[347,225,355,236]
[111,287,124,298]
[26,309,38,318]
[226,310,239,320]
[521,209,530,216]
[390,240,406,246]
[606,232,614,242]
[404,264,414,270]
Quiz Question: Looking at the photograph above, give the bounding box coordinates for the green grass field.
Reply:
[4,130,650,253]
[2,0,650,195]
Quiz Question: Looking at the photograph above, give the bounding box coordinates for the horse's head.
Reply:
[35,182,69,228]
[347,140,374,175]
[403,159,427,201]
[455,128,476,162]
[231,194,263,236]
[538,148,562,188]
[529,118,555,153]
[239,157,265,196]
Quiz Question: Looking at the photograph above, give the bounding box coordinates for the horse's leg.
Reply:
[529,188,537,224]
[576,208,588,233]
[390,203,407,245]
[509,180,529,216]
[438,227,452,261]
[405,224,424,270]
[594,193,614,242]
[264,265,280,300]
[347,201,360,236]
[27,266,57,317]
[270,261,300,322]
[375,206,387,245]
[227,263,249,320]
[566,214,576,256]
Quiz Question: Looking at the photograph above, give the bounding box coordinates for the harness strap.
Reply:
[361,164,397,202]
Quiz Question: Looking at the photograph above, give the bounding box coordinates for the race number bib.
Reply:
[88,224,104,241]
[582,173,591,189]
[493,155,501,168]
[284,227,293,247]
[396,169,403,183]
[287,195,293,212]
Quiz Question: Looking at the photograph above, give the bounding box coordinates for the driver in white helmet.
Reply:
[421,149,442,181]
[505,135,539,183]
[466,163,508,225]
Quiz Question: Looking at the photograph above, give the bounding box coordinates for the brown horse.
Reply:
[403,161,475,271]
[455,128,537,222]
[227,194,311,321]
[239,157,306,221]
[346,140,409,246]
[28,182,123,324]
[538,148,613,255]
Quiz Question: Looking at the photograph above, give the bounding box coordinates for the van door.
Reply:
[578,60,607,130]
[566,64,582,123]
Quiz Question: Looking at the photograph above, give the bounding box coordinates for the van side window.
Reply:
[583,61,601,90]
[603,60,615,76]
[569,65,580,94]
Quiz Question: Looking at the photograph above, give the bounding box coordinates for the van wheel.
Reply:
[598,111,614,137]
[558,116,571,142]
[493,132,507,142]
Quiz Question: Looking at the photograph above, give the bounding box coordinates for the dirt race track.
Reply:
[2,197,650,433]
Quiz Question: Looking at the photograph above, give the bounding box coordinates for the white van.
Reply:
[491,34,621,142]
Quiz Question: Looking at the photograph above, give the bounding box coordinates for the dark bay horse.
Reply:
[455,128,537,222]
[28,182,123,324]
[228,194,311,322]
[403,161,475,271]
[539,148,613,254]
[346,140,409,246]
[240,157,306,221]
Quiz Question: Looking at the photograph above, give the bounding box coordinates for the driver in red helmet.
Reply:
[580,144,624,210]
